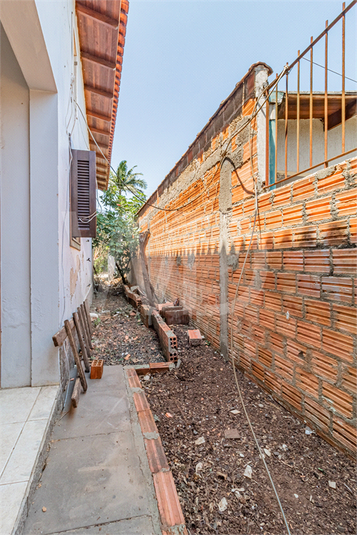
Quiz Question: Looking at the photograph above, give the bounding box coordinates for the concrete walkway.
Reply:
[23,366,161,535]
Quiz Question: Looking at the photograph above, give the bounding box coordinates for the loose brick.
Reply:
[333,303,357,334]
[305,198,332,222]
[319,220,348,246]
[322,328,354,362]
[304,249,330,274]
[297,274,320,298]
[305,299,331,327]
[322,382,353,418]
[187,329,202,346]
[296,368,319,399]
[333,417,357,452]
[311,350,339,382]
[304,397,331,434]
[277,273,296,294]
[332,249,357,275]
[321,276,352,303]
[296,321,321,348]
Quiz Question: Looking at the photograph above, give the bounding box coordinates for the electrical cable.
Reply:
[302,56,357,83]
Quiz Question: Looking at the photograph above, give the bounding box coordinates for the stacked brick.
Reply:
[124,284,142,309]
[135,63,356,456]
[152,310,178,363]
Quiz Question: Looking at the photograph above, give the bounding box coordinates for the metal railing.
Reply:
[264,0,357,189]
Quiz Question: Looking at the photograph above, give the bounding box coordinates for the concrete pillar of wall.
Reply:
[255,66,270,189]
[219,159,232,359]
[0,25,31,387]
[29,90,59,386]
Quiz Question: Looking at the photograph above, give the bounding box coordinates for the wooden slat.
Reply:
[65,320,87,392]
[73,312,90,372]
[78,306,92,354]
[53,318,74,347]
[84,84,113,99]
[84,299,93,336]
[76,2,119,28]
[87,109,112,122]
[88,125,111,136]
[71,378,82,408]
[81,51,116,70]
[80,304,93,349]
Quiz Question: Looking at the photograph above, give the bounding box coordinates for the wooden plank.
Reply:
[71,377,82,408]
[80,304,93,350]
[84,84,113,99]
[73,312,90,372]
[85,299,93,336]
[76,2,119,28]
[86,109,112,122]
[81,51,116,70]
[78,306,92,355]
[53,319,74,347]
[65,319,87,392]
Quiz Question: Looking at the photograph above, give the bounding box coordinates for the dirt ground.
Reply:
[91,286,356,535]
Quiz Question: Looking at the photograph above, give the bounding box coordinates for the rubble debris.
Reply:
[187,329,202,346]
[162,306,190,325]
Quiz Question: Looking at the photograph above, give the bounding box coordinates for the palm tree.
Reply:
[111,160,147,196]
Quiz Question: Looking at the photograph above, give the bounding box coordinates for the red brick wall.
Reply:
[135,66,356,456]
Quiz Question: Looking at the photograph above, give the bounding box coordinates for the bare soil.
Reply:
[91,287,356,535]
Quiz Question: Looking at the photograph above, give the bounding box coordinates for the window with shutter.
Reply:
[70,149,96,238]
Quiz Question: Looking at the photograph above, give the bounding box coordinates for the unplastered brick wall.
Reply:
[135,63,356,456]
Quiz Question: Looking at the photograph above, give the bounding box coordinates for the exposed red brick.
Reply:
[286,339,308,363]
[260,270,276,290]
[276,313,296,338]
[292,175,315,201]
[133,391,150,412]
[304,249,330,274]
[296,321,321,348]
[311,350,339,382]
[296,368,319,398]
[144,437,169,474]
[275,354,294,380]
[251,251,266,269]
[265,370,282,394]
[137,409,159,436]
[322,328,354,362]
[259,309,275,331]
[252,361,265,382]
[282,381,302,410]
[333,304,357,334]
[297,274,321,298]
[322,382,353,418]
[293,225,317,248]
[341,366,357,395]
[321,276,352,303]
[274,228,293,249]
[127,371,141,389]
[265,291,282,311]
[249,289,264,307]
[272,185,291,207]
[268,332,285,355]
[153,471,185,528]
[283,251,304,271]
[259,231,274,249]
[336,189,357,217]
[304,397,331,434]
[305,299,331,327]
[267,251,282,270]
[283,204,304,226]
[317,168,345,193]
[265,210,282,230]
[332,249,357,275]
[258,347,273,368]
[277,273,296,294]
[282,295,303,318]
[305,198,332,222]
[349,218,357,244]
[319,220,348,246]
[333,417,357,453]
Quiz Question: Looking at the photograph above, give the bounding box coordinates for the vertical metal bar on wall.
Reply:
[309,36,313,167]
[275,74,278,184]
[265,93,270,186]
[285,73,289,179]
[342,2,346,153]
[324,20,328,166]
[297,50,300,174]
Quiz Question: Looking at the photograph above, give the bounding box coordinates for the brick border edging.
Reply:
[126,367,188,535]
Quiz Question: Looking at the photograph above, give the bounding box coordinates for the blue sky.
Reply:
[112,1,356,196]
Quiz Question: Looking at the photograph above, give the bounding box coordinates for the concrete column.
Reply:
[29,90,59,386]
[219,159,232,359]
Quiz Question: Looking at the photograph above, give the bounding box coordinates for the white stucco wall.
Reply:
[0,0,93,388]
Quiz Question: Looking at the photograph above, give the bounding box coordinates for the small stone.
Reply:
[90,313,99,319]
[294,494,299,499]
[329,481,336,489]
[258,404,264,408]
[244,465,252,479]
[218,497,228,512]
[305,426,314,435]
[42,507,47,513]
[230,409,240,415]
[195,436,205,445]
[195,462,203,474]
[264,448,271,457]
[224,429,240,439]
[143,374,151,381]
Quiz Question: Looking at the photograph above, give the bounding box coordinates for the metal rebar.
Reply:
[297,50,300,174]
[309,36,313,167]
[285,73,289,179]
[342,2,346,152]
[266,93,270,186]
[275,74,278,183]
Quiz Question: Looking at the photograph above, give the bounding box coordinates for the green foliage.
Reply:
[93,161,146,282]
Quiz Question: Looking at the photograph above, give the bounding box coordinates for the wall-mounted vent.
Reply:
[70,149,96,238]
